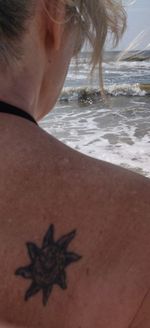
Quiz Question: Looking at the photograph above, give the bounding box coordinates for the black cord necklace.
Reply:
[0,101,38,125]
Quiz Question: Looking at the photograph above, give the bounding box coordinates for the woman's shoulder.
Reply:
[1,119,150,204]
[2,120,150,204]
[0,125,150,328]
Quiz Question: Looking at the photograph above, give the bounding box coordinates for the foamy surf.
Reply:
[41,51,150,178]
[61,83,150,103]
[106,83,147,97]
[41,95,150,178]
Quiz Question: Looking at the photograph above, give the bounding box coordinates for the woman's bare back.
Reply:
[0,116,150,328]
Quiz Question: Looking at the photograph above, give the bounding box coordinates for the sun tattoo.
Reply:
[15,225,82,306]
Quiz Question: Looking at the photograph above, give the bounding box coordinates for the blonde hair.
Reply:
[0,0,126,74]
[65,0,126,68]
[50,0,127,90]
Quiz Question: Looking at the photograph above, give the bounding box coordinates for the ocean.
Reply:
[40,51,150,178]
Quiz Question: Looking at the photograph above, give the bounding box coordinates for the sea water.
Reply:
[40,51,150,178]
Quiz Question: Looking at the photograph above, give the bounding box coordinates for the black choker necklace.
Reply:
[0,101,37,125]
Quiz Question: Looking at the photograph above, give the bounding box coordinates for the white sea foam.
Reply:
[41,52,150,178]
[106,83,146,96]
[61,83,148,102]
[40,98,150,178]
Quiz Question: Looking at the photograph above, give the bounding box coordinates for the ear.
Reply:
[43,0,66,51]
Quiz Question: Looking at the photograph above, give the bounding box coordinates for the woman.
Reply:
[0,1,150,327]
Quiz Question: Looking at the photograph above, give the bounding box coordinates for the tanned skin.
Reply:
[0,1,150,327]
[0,117,150,328]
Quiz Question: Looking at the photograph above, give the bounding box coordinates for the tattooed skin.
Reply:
[15,225,82,306]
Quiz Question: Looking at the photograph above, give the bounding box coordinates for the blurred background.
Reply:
[118,0,150,51]
[40,0,150,178]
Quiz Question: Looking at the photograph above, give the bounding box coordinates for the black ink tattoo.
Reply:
[15,225,82,306]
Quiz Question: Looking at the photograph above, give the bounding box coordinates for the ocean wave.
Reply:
[106,83,147,97]
[117,53,150,62]
[103,60,150,70]
[60,84,150,103]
